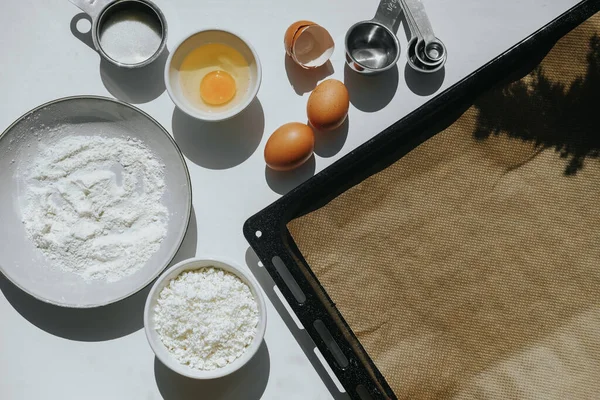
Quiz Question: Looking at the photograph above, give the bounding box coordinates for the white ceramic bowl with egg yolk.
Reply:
[165,29,262,122]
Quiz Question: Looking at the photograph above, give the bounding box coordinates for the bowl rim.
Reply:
[164,28,263,122]
[143,256,267,379]
[0,95,192,308]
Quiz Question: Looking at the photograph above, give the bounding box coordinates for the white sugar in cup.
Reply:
[69,0,168,68]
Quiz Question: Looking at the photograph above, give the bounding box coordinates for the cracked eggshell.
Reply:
[284,21,335,69]
[284,20,315,56]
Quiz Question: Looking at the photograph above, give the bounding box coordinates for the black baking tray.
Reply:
[244,2,600,398]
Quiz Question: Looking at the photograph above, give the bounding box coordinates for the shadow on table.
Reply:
[285,55,335,95]
[265,155,316,195]
[404,63,445,96]
[99,50,168,104]
[172,99,265,170]
[245,248,351,400]
[69,12,167,104]
[154,341,270,400]
[313,117,350,158]
[343,64,399,113]
[0,208,198,342]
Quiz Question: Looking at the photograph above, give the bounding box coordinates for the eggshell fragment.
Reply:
[265,122,315,171]
[284,21,315,56]
[284,21,334,69]
[307,79,350,131]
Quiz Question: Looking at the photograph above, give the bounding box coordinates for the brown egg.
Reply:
[265,122,315,171]
[307,79,350,131]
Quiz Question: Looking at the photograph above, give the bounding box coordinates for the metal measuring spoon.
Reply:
[403,0,447,67]
[401,0,442,66]
[400,0,445,73]
[345,0,403,75]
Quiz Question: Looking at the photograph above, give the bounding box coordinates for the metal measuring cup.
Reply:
[402,0,446,73]
[345,0,403,75]
[69,0,167,69]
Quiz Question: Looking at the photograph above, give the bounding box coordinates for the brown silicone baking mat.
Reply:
[287,12,600,400]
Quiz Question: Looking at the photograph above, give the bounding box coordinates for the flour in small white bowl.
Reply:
[154,267,259,370]
[21,134,168,282]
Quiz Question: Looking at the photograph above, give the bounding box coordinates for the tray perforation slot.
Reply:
[314,319,350,369]
[356,384,375,400]
[272,255,307,304]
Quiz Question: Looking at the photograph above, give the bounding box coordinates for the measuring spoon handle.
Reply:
[399,0,419,39]
[373,0,403,31]
[68,0,113,19]
[403,0,437,42]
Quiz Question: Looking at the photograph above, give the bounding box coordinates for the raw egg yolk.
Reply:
[200,70,236,105]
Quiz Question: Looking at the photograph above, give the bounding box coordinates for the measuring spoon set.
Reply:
[345,0,446,74]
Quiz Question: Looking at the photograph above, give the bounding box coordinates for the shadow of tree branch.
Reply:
[474,35,600,175]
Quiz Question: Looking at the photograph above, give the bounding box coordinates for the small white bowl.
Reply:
[143,257,267,379]
[165,29,262,122]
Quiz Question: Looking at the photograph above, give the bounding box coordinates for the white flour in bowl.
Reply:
[154,268,259,370]
[20,134,168,282]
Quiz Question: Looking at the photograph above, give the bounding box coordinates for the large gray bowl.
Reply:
[0,96,192,308]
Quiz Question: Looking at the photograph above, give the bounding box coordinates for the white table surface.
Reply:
[0,0,581,398]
